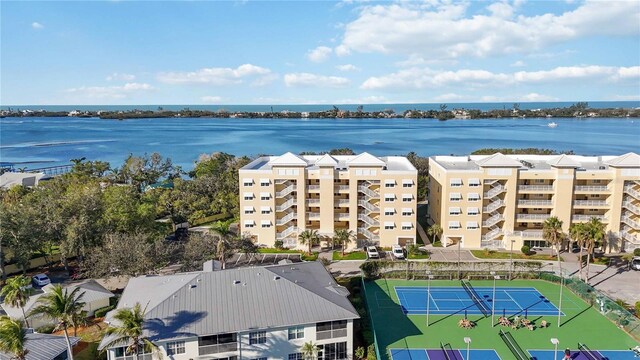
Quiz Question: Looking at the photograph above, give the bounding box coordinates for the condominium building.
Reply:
[99,261,359,360]
[428,152,640,252]
[239,152,418,249]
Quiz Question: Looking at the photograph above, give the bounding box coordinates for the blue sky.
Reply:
[1,0,639,105]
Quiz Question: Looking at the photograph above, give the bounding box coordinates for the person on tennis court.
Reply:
[563,348,571,359]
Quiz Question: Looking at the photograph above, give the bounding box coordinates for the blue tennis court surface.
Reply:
[395,286,563,316]
[390,348,501,360]
[528,349,638,359]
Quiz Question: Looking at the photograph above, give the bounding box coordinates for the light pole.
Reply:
[491,272,500,327]
[509,239,515,281]
[457,240,462,279]
[464,337,471,360]
[558,269,564,328]
[550,338,559,360]
[426,271,434,327]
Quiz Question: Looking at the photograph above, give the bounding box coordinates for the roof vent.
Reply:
[233,280,241,285]
[599,166,606,170]
[273,276,281,281]
[257,272,261,276]
[189,284,197,289]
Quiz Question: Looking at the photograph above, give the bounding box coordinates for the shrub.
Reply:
[521,245,530,255]
[367,344,377,360]
[635,301,640,318]
[355,347,365,360]
[274,240,284,250]
[36,324,55,334]
[94,305,116,318]
[634,248,640,256]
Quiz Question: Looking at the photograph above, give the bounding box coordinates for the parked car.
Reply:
[366,246,380,259]
[631,256,640,271]
[392,245,405,259]
[32,273,51,287]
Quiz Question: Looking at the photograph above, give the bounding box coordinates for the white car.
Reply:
[366,246,380,259]
[32,273,51,287]
[631,256,640,271]
[392,245,405,259]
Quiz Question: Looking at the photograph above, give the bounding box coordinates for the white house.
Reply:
[99,261,359,360]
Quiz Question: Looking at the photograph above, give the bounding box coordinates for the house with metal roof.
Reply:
[99,261,359,360]
[0,333,80,360]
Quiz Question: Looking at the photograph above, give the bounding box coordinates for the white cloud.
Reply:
[31,22,44,30]
[306,46,333,63]
[510,60,526,67]
[65,83,154,99]
[361,65,639,90]
[201,96,224,104]
[337,1,640,60]
[433,93,466,102]
[334,95,390,104]
[157,64,272,85]
[284,73,350,88]
[106,73,136,81]
[336,64,360,72]
[519,93,559,102]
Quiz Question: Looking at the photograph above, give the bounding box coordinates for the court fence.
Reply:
[539,272,640,342]
[361,275,383,360]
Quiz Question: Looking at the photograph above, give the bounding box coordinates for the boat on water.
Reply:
[548,122,558,128]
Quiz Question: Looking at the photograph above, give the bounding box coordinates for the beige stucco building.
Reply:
[239,152,418,249]
[428,152,640,252]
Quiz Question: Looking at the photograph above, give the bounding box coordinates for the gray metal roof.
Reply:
[0,333,79,360]
[101,262,358,347]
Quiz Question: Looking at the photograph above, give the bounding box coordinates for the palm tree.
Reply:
[543,217,565,283]
[333,229,355,256]
[301,341,319,360]
[585,217,606,283]
[102,303,159,360]
[28,285,85,360]
[427,224,443,244]
[0,276,32,328]
[212,220,234,269]
[0,316,28,360]
[569,223,587,281]
[298,229,319,255]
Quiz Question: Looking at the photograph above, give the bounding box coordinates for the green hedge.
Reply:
[36,324,56,334]
[94,305,115,318]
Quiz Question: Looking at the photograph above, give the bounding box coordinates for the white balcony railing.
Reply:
[358,200,379,213]
[518,185,554,192]
[307,185,320,191]
[516,214,552,221]
[620,230,640,245]
[515,230,544,239]
[307,212,320,220]
[623,201,640,214]
[518,200,553,207]
[573,200,608,207]
[275,185,296,198]
[621,215,640,229]
[574,185,609,192]
[275,199,295,212]
[483,199,504,213]
[358,213,378,227]
[306,199,320,206]
[335,213,350,221]
[482,214,504,227]
[198,343,238,356]
[481,227,502,241]
[358,185,379,198]
[484,184,505,198]
[572,214,608,222]
[358,227,380,241]
[335,199,351,206]
[276,212,296,225]
[335,185,350,191]
[276,226,298,239]
[624,185,640,199]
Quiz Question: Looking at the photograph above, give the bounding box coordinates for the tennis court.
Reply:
[389,348,501,360]
[528,349,638,360]
[395,285,564,316]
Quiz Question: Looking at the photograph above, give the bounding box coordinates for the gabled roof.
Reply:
[268,152,308,166]
[475,153,523,167]
[346,152,385,167]
[0,333,79,360]
[100,262,358,348]
[315,154,338,166]
[606,152,640,168]
[547,154,581,168]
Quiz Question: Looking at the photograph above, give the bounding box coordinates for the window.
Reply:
[261,206,271,214]
[402,179,413,188]
[401,222,412,230]
[288,326,305,340]
[468,193,480,201]
[467,207,479,216]
[167,341,185,355]
[289,354,304,360]
[450,178,462,187]
[249,331,266,345]
[260,178,270,186]
[449,193,462,202]
[384,180,395,188]
[261,222,271,228]
[244,192,254,200]
[244,207,254,214]
[448,221,461,229]
[466,221,479,230]
[384,222,395,230]
[384,194,395,202]
[252,358,267,360]
[592,180,601,184]
[449,207,461,216]
[316,321,347,340]
[469,178,481,187]
[384,208,395,216]
[244,220,255,228]
[524,240,548,248]
[318,342,347,360]
[260,192,270,201]
[401,208,412,216]
[402,194,413,202]
[534,179,545,184]
[243,178,253,186]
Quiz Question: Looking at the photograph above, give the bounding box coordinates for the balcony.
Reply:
[518,185,554,193]
[358,227,380,241]
[573,200,608,208]
[307,185,321,192]
[335,185,350,192]
[276,226,298,239]
[335,213,350,221]
[483,199,505,213]
[306,199,320,206]
[623,201,640,214]
[308,212,320,220]
[624,185,640,199]
[481,228,502,241]
[516,214,551,221]
[198,343,238,356]
[482,214,504,227]
[114,355,153,360]
[572,214,607,222]
[574,185,609,193]
[335,199,350,207]
[275,185,296,198]
[517,200,553,207]
[515,230,544,239]
[358,185,379,198]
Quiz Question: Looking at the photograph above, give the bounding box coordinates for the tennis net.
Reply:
[578,343,604,360]
[439,342,452,360]
[499,330,529,360]
[461,280,490,316]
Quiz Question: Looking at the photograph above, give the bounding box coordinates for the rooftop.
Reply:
[0,333,79,360]
[430,152,640,171]
[99,262,359,348]
[241,152,417,172]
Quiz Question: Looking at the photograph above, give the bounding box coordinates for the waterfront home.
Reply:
[239,152,418,249]
[99,261,359,360]
[428,152,640,252]
[0,333,80,360]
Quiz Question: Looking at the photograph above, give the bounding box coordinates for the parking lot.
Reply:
[225,252,303,268]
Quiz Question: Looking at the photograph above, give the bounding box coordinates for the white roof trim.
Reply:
[476,153,523,167]
[401,222,412,227]
[384,179,396,184]
[402,208,412,212]
[243,192,254,197]
[259,178,270,183]
[346,152,386,166]
[269,152,308,166]
[450,178,463,185]
[402,179,413,184]
[384,207,395,213]
[384,221,395,227]
[469,178,481,185]
[605,152,640,168]
[243,178,253,183]
[547,154,581,168]
[260,206,271,211]
[315,154,339,166]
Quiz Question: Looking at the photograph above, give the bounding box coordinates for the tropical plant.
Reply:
[301,341,319,360]
[298,229,320,254]
[427,224,443,244]
[569,222,588,281]
[543,216,565,282]
[355,346,365,360]
[0,316,28,360]
[333,229,355,256]
[101,303,159,360]
[367,344,376,360]
[212,220,234,269]
[0,276,32,328]
[28,285,86,360]
[585,217,605,283]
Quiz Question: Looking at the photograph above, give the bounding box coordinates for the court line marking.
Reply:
[504,291,524,311]
[388,348,503,360]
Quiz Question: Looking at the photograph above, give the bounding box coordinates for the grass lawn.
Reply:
[408,252,430,260]
[257,248,301,254]
[61,319,107,360]
[333,251,367,260]
[471,250,561,261]
[302,252,319,261]
[364,279,637,360]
